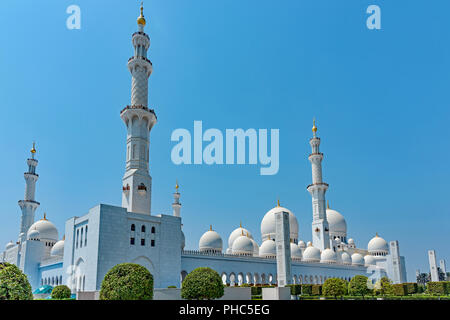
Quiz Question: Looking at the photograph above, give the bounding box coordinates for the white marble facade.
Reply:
[1,5,407,293]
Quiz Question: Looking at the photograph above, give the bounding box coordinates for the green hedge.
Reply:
[251,286,262,296]
[403,283,418,294]
[392,284,407,296]
[301,284,313,295]
[427,282,447,295]
[285,284,301,295]
[312,285,322,296]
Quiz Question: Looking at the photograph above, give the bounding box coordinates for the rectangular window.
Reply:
[130,237,135,245]
[151,240,155,247]
[141,239,145,246]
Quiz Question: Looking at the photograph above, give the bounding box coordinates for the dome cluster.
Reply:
[193,202,390,268]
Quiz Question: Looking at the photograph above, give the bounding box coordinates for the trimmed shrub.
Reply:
[301,284,313,295]
[374,276,394,296]
[181,267,224,300]
[348,275,371,299]
[417,284,425,294]
[427,282,447,296]
[322,278,347,299]
[404,283,418,295]
[0,262,33,300]
[251,286,262,296]
[240,283,251,287]
[286,284,301,295]
[51,285,71,300]
[167,286,177,288]
[311,285,322,296]
[100,263,153,300]
[392,284,407,296]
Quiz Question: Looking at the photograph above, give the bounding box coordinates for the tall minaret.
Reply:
[18,143,40,242]
[121,3,157,215]
[172,181,181,217]
[307,119,330,250]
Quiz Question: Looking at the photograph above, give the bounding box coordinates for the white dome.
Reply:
[250,239,259,256]
[260,206,299,241]
[341,252,352,265]
[181,230,185,250]
[27,228,40,241]
[259,239,276,258]
[326,208,347,236]
[28,218,58,242]
[199,229,222,253]
[50,239,65,257]
[368,234,388,253]
[303,244,321,262]
[298,240,306,248]
[232,235,254,255]
[5,241,15,250]
[348,238,355,245]
[351,253,364,266]
[364,254,376,266]
[321,248,337,264]
[228,226,253,249]
[290,242,302,260]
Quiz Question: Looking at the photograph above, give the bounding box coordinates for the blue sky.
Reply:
[1,0,449,282]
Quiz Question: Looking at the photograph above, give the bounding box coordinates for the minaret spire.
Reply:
[18,143,40,242]
[172,181,181,217]
[306,119,330,250]
[120,4,156,215]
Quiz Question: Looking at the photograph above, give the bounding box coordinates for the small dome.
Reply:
[321,248,337,264]
[199,229,222,253]
[341,252,352,265]
[326,208,347,236]
[260,205,299,242]
[27,229,40,241]
[232,235,254,256]
[181,230,185,251]
[250,239,259,256]
[334,237,341,244]
[306,241,312,247]
[28,217,58,242]
[303,244,321,262]
[348,238,355,245]
[5,241,15,250]
[298,240,306,248]
[259,239,276,258]
[364,254,376,266]
[368,234,388,254]
[290,242,302,260]
[228,226,253,249]
[50,239,65,257]
[351,253,364,266]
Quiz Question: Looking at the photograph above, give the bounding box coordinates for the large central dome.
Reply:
[260,205,298,242]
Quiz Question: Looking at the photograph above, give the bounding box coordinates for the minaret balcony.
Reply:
[120,105,157,130]
[306,182,329,192]
[132,31,150,40]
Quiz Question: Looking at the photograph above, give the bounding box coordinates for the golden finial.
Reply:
[312,118,318,136]
[175,180,179,191]
[137,2,146,26]
[209,225,212,231]
[241,229,244,236]
[376,232,379,237]
[63,235,65,241]
[277,198,280,207]
[268,234,271,240]
[327,200,330,209]
[246,232,249,237]
[239,221,242,228]
[41,213,47,221]
[31,142,36,154]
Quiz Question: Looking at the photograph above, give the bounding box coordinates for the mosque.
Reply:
[1,5,407,293]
